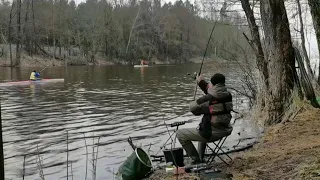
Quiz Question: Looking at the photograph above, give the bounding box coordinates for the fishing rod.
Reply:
[193,21,218,100]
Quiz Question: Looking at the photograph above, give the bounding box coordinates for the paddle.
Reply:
[35,67,47,80]
[39,67,47,73]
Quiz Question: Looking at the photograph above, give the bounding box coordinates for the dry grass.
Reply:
[225,107,320,180]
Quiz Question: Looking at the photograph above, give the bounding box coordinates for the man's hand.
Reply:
[196,74,204,83]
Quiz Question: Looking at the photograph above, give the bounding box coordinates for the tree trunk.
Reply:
[24,0,31,55]
[59,39,62,57]
[105,39,108,57]
[307,0,320,84]
[180,32,183,62]
[52,1,55,60]
[147,34,154,63]
[240,0,269,90]
[32,0,36,55]
[125,7,140,57]
[187,29,190,61]
[260,0,295,124]
[166,32,170,63]
[8,2,15,66]
[296,0,314,77]
[16,0,22,66]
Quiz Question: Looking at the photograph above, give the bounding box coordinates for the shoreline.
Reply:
[0,54,229,68]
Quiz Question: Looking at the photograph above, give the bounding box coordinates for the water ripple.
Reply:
[0,64,261,180]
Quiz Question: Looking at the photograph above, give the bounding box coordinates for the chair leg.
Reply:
[212,142,232,165]
[206,137,233,166]
[206,139,223,164]
[212,140,233,162]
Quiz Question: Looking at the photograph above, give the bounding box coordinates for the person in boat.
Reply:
[35,71,41,80]
[140,59,148,65]
[176,73,233,164]
[30,70,41,81]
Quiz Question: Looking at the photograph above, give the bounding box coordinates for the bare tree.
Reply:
[295,0,314,77]
[125,6,140,59]
[240,0,296,125]
[240,0,269,90]
[52,0,56,60]
[307,0,320,84]
[16,0,22,66]
[23,0,31,55]
[31,0,36,55]
[261,0,295,124]
[8,1,15,66]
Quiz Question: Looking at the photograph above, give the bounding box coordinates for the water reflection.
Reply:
[0,64,261,180]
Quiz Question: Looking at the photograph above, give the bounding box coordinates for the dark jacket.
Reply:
[189,80,233,139]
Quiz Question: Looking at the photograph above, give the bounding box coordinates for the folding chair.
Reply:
[205,135,233,165]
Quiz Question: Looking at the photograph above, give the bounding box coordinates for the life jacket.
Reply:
[35,72,40,78]
[30,72,36,80]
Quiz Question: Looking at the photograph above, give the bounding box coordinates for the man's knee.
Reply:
[176,129,189,143]
[176,129,183,139]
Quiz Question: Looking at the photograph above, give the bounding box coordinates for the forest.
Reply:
[0,0,251,66]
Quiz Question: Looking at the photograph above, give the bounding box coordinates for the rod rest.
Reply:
[170,121,186,127]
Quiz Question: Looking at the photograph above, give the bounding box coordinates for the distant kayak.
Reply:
[0,78,64,87]
[134,65,149,68]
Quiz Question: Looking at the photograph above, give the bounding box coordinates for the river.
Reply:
[0,63,261,180]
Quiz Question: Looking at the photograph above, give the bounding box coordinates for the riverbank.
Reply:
[0,49,226,67]
[0,55,115,67]
[228,106,320,179]
[0,55,225,67]
[147,105,320,180]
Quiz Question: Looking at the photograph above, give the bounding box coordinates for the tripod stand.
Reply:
[155,121,186,156]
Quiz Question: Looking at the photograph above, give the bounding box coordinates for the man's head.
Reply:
[210,73,225,85]
[33,70,36,72]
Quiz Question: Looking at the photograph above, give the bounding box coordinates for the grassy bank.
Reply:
[226,106,320,179]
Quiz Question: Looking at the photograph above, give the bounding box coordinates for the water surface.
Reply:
[0,63,260,180]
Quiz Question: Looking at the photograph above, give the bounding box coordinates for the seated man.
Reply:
[176,73,233,164]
